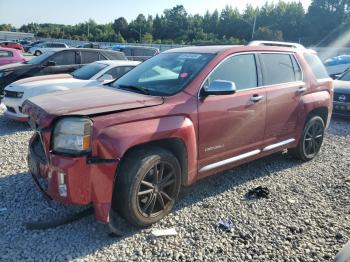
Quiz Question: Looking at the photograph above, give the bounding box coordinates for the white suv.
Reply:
[28,42,69,56]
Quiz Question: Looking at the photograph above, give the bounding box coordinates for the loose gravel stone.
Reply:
[0,107,349,261]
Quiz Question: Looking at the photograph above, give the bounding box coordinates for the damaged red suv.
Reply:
[23,41,333,229]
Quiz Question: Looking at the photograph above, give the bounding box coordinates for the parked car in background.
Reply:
[0,47,28,66]
[23,42,333,229]
[23,40,45,52]
[3,60,139,121]
[77,43,100,49]
[112,45,159,61]
[324,55,350,78]
[28,42,69,56]
[0,48,126,101]
[0,41,24,52]
[333,68,350,117]
[19,40,32,46]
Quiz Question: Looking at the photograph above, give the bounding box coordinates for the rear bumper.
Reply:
[28,134,119,223]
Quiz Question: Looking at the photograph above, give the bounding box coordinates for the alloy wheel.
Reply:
[136,162,177,218]
[303,120,324,158]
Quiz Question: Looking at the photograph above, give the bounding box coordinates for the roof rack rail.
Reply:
[248,40,305,49]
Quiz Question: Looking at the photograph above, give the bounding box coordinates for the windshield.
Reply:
[339,69,350,81]
[24,51,55,65]
[71,62,108,80]
[110,52,214,96]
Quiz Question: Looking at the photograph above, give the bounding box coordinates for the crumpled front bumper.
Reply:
[28,133,119,223]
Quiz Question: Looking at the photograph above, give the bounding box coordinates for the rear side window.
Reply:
[50,51,76,65]
[304,53,329,79]
[261,53,296,85]
[207,54,258,90]
[0,50,13,57]
[81,51,99,64]
[291,55,302,81]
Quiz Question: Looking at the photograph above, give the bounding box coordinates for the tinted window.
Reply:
[103,66,135,79]
[72,62,108,80]
[339,70,350,81]
[25,51,55,64]
[304,53,329,79]
[50,51,76,65]
[111,52,214,96]
[207,54,258,90]
[261,53,295,85]
[0,50,13,57]
[81,51,99,64]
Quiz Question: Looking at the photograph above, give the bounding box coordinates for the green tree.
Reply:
[143,32,153,43]
[116,32,126,43]
[254,26,283,41]
[0,24,12,31]
[112,17,128,37]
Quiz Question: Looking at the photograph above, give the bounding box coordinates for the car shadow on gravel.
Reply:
[0,112,30,135]
[0,152,306,261]
[176,152,303,210]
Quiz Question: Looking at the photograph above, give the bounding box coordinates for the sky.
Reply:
[0,0,311,27]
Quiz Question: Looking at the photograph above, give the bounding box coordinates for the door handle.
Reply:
[250,95,264,102]
[297,86,307,93]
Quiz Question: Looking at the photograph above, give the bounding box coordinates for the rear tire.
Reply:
[112,147,181,227]
[34,50,42,56]
[290,115,325,161]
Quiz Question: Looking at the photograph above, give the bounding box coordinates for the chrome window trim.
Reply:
[197,51,305,98]
[199,149,261,172]
[262,138,295,152]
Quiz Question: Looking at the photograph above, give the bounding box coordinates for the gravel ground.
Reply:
[0,107,349,262]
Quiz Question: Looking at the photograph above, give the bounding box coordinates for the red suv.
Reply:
[23,41,333,229]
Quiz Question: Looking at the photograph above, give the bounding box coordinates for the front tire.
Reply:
[112,147,181,227]
[290,115,325,161]
[34,50,42,56]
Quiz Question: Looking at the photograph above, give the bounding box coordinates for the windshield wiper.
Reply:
[118,84,150,95]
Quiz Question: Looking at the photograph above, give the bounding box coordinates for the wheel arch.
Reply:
[307,106,328,125]
[116,137,189,187]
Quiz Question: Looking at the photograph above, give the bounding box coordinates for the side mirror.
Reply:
[44,61,56,67]
[98,74,113,82]
[204,80,236,96]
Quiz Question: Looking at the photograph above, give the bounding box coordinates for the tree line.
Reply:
[1,0,350,46]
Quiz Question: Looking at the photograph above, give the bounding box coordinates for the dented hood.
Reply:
[23,86,164,128]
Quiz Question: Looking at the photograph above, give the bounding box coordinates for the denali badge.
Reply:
[205,144,224,152]
[338,95,346,102]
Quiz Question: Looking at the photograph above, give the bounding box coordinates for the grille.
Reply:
[4,90,22,98]
[30,135,48,164]
[334,92,350,103]
[6,106,15,113]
